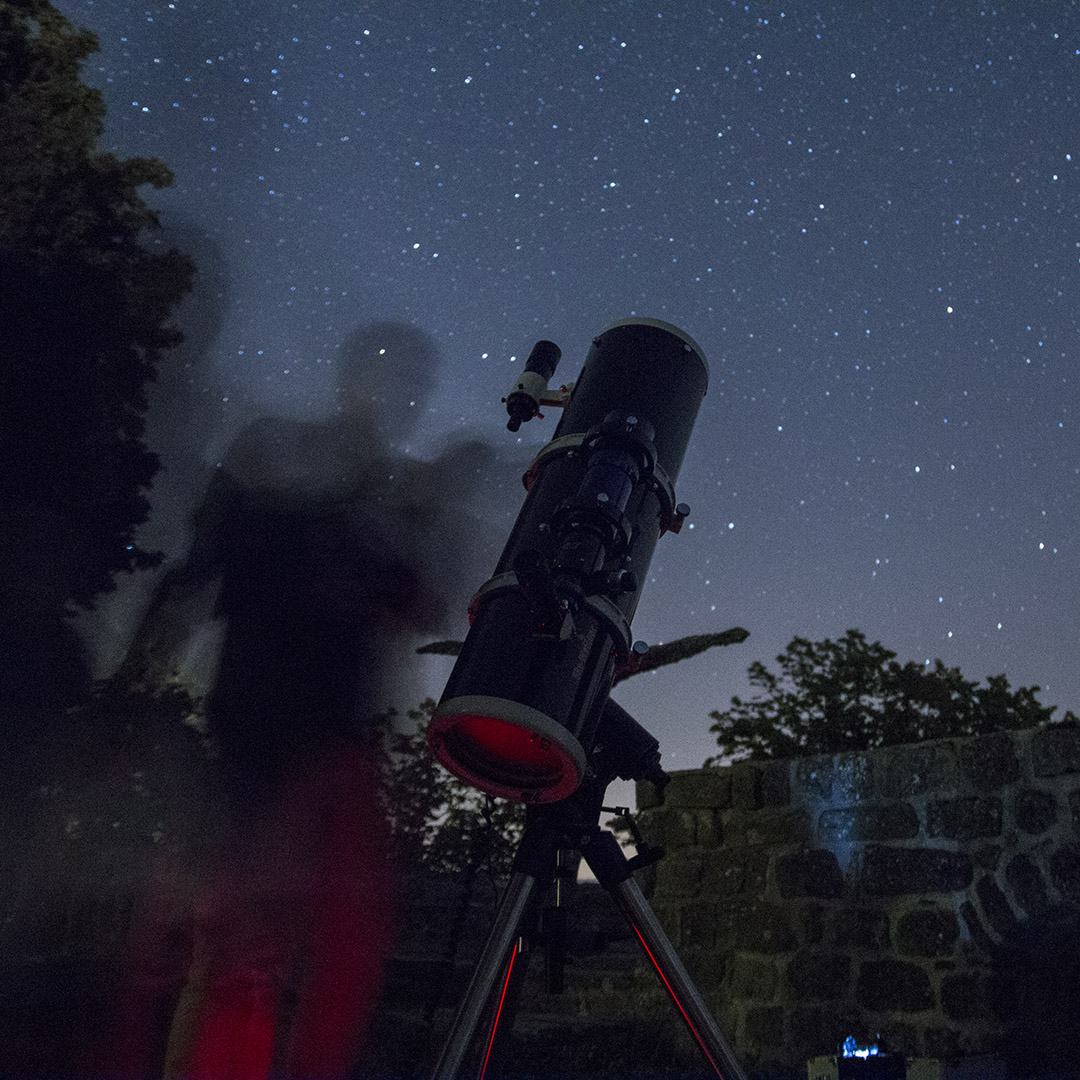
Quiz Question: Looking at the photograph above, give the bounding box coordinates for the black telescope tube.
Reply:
[429,319,708,803]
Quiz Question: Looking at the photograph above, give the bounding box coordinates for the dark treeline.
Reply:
[1,0,193,721]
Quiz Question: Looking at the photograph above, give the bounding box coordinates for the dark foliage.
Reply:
[68,684,526,877]
[375,699,525,876]
[0,0,193,706]
[707,629,1067,762]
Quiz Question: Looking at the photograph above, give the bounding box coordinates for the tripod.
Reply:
[430,700,747,1080]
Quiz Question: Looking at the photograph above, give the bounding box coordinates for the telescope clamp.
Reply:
[468,571,633,656]
[522,431,690,536]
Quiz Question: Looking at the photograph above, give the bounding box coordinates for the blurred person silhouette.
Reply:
[111,321,493,1079]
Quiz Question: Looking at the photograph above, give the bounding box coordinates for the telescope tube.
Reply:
[428,318,708,802]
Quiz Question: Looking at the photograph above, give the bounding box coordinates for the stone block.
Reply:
[656,807,698,850]
[818,803,919,844]
[714,900,796,953]
[761,760,791,806]
[774,849,844,899]
[1032,725,1080,777]
[958,732,1021,791]
[895,905,960,957]
[679,899,717,948]
[743,1004,786,1052]
[860,845,973,895]
[788,1003,860,1060]
[795,757,832,800]
[856,959,934,1012]
[876,742,958,800]
[663,768,733,808]
[653,849,703,899]
[800,903,827,945]
[700,849,746,896]
[833,752,874,803]
[786,950,852,1002]
[926,796,1003,841]
[635,778,665,810]
[940,969,1002,1023]
[680,947,727,991]
[700,847,768,897]
[730,955,779,1001]
[1005,853,1050,918]
[922,1026,963,1061]
[1012,788,1058,834]
[1048,842,1080,900]
[731,763,763,809]
[876,1020,921,1057]
[694,808,723,848]
[830,907,890,950]
[722,807,812,847]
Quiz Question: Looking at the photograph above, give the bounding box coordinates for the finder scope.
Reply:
[505,339,563,432]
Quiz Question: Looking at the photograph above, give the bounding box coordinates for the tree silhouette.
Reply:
[707,629,1067,763]
[0,0,193,711]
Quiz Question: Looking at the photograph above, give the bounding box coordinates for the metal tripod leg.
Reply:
[430,870,537,1080]
[583,831,748,1080]
[429,809,747,1080]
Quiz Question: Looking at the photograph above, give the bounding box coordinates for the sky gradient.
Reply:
[65,1,1079,801]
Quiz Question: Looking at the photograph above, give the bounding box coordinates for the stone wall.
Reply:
[10,721,1080,1079]
[633,724,1080,1078]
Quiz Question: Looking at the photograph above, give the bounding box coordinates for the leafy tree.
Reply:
[707,629,1068,763]
[0,0,193,708]
[374,699,525,876]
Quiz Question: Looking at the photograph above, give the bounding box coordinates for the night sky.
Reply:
[65,1,1079,804]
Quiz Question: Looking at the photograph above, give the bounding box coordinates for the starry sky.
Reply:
[65,0,1078,802]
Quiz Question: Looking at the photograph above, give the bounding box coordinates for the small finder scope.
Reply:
[505,339,562,431]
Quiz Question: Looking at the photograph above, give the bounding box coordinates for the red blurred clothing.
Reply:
[111,743,395,1080]
[107,324,484,1077]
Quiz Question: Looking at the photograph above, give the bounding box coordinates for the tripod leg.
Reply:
[431,870,537,1080]
[583,832,748,1080]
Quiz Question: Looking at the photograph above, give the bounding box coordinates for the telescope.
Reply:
[427,318,707,804]
[425,318,746,1080]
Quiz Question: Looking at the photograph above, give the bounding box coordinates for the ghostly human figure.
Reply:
[186,322,476,797]
[112,321,494,1079]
